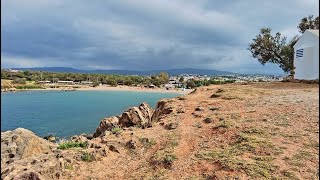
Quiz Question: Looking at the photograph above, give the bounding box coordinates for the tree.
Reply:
[158,72,169,84]
[124,79,134,86]
[1,71,8,79]
[151,79,161,87]
[53,78,59,83]
[23,71,30,76]
[12,78,27,84]
[92,82,100,87]
[107,79,117,86]
[179,76,184,83]
[298,15,319,33]
[186,80,196,89]
[248,28,298,75]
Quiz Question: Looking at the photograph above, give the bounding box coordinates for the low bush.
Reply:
[15,85,44,89]
[57,141,88,150]
[111,126,122,135]
[81,152,93,162]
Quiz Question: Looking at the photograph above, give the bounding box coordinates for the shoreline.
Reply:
[2,85,193,95]
[75,85,192,94]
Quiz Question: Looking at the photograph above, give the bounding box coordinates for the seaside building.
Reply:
[164,84,175,90]
[57,81,74,84]
[293,29,319,80]
[80,81,93,85]
[38,80,51,84]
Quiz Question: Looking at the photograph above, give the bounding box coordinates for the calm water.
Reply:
[1,90,179,138]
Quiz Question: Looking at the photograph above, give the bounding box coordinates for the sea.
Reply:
[1,90,179,138]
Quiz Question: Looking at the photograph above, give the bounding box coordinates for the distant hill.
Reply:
[10,67,234,76]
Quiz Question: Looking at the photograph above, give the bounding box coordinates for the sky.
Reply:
[1,0,319,74]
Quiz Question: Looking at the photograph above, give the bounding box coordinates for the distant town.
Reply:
[1,68,286,92]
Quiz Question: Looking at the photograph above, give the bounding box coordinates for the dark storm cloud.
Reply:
[1,0,319,74]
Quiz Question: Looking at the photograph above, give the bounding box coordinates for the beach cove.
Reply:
[1,90,182,138]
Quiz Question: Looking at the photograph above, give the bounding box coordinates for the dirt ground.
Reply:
[2,82,319,180]
[58,82,318,179]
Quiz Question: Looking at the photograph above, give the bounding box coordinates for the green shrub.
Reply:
[92,82,100,87]
[57,141,88,150]
[163,154,177,167]
[15,85,44,89]
[12,78,27,84]
[81,152,92,162]
[111,126,122,135]
[65,164,74,170]
[216,120,233,128]
[139,138,157,148]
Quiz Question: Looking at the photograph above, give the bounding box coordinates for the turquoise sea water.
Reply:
[1,90,179,138]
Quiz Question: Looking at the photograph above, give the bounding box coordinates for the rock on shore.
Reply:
[93,101,175,137]
[1,128,56,168]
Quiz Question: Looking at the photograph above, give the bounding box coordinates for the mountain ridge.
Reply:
[8,67,235,76]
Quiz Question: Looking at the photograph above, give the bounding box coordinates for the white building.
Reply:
[293,29,319,80]
[38,80,51,84]
[80,81,93,85]
[57,81,74,84]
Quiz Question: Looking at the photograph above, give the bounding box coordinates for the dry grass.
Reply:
[6,82,318,180]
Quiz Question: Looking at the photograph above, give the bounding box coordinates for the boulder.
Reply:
[120,107,146,127]
[43,135,56,143]
[165,122,179,130]
[119,103,154,128]
[125,140,137,149]
[8,88,17,92]
[12,170,43,180]
[195,106,204,111]
[93,116,119,137]
[203,117,213,124]
[70,135,87,143]
[109,145,120,153]
[1,128,55,169]
[151,99,174,122]
[138,102,154,125]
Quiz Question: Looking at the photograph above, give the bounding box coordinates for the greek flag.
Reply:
[296,49,303,58]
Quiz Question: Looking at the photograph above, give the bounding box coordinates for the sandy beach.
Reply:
[75,85,192,94]
[5,85,193,94]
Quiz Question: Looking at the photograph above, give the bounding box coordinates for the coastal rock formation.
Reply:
[1,128,56,169]
[94,102,155,137]
[1,87,17,92]
[119,107,144,127]
[94,116,120,137]
[12,170,43,180]
[119,102,154,128]
[138,102,154,123]
[151,99,175,122]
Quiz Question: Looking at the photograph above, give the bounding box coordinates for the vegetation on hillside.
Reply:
[1,70,235,89]
[1,70,169,87]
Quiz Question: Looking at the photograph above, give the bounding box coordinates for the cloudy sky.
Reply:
[1,0,319,74]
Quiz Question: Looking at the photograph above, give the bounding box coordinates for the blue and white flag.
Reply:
[296,49,303,58]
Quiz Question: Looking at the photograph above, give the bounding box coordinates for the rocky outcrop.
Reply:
[93,116,120,137]
[118,102,154,128]
[121,103,154,128]
[139,102,153,122]
[94,102,154,137]
[1,128,56,169]
[119,107,144,127]
[1,87,17,92]
[43,135,56,143]
[151,99,175,122]
[12,170,43,180]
